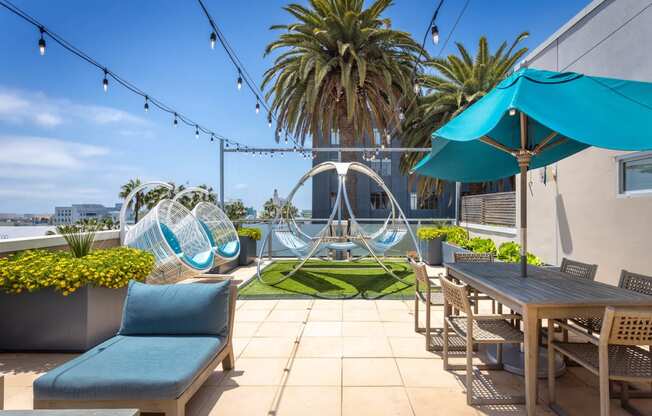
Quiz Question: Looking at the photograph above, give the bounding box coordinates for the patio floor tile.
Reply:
[406,387,478,416]
[375,300,410,311]
[235,309,270,322]
[272,386,341,416]
[342,336,392,357]
[379,309,414,322]
[239,299,278,311]
[342,358,402,386]
[342,386,413,416]
[304,322,343,337]
[395,358,462,388]
[232,337,251,358]
[342,321,386,337]
[267,309,310,322]
[389,337,437,358]
[342,308,380,322]
[202,385,277,415]
[255,321,304,338]
[295,337,343,358]
[232,322,260,338]
[342,300,377,311]
[240,337,298,358]
[308,308,344,321]
[312,299,344,310]
[275,299,314,310]
[220,358,288,386]
[285,358,342,386]
[382,322,421,338]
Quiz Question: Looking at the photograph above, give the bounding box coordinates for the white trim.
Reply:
[0,230,119,254]
[459,222,517,238]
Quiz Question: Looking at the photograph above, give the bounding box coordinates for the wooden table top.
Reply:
[445,262,652,308]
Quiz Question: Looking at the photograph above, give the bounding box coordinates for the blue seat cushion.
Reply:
[34,335,224,401]
[119,280,230,336]
[217,240,239,259]
[160,223,183,255]
[198,220,217,248]
[180,249,214,270]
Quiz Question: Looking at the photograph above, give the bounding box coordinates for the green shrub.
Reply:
[56,223,101,258]
[463,237,497,255]
[416,226,446,240]
[417,226,469,246]
[497,241,543,266]
[445,227,470,246]
[0,247,155,296]
[238,227,262,241]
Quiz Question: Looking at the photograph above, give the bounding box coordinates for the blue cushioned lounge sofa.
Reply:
[33,278,237,416]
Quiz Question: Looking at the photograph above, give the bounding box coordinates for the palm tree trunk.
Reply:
[134,195,141,223]
[339,121,357,218]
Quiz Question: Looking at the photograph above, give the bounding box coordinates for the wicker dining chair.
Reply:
[453,252,496,314]
[440,276,525,405]
[560,257,598,280]
[572,270,652,336]
[412,259,444,349]
[548,306,652,416]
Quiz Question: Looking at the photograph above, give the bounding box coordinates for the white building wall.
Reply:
[520,0,652,284]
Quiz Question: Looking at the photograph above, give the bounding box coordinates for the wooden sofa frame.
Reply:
[34,278,238,416]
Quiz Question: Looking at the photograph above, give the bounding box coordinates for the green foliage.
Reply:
[56,222,101,258]
[238,227,262,241]
[225,201,248,224]
[416,226,446,241]
[416,226,469,246]
[463,237,497,255]
[261,198,299,220]
[0,247,155,296]
[497,242,543,266]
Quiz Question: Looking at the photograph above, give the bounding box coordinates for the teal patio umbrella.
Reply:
[413,68,652,276]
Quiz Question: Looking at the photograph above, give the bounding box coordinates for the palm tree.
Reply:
[401,33,529,198]
[144,182,186,210]
[263,0,423,212]
[119,178,145,223]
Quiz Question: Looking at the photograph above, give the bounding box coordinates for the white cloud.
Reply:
[0,87,149,129]
[0,136,109,170]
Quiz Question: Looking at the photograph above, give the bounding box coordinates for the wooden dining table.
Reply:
[445,262,652,416]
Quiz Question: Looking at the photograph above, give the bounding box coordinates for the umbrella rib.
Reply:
[532,131,559,155]
[536,136,568,154]
[479,135,518,156]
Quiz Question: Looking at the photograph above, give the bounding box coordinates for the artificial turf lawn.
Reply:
[239,260,417,299]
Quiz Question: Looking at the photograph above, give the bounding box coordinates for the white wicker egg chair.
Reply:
[119,181,215,284]
[173,187,240,266]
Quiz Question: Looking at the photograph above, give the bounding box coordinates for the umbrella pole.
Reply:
[518,113,532,277]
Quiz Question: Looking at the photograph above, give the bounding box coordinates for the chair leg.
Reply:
[414,294,419,333]
[548,331,556,407]
[442,315,450,370]
[425,290,431,351]
[466,336,474,405]
[599,362,610,416]
[222,346,235,371]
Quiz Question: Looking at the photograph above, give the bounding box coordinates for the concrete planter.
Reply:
[0,286,127,352]
[238,236,258,266]
[442,241,473,264]
[419,237,443,265]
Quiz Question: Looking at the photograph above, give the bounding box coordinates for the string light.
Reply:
[237,71,242,91]
[173,113,178,127]
[144,96,149,112]
[195,125,199,139]
[267,114,272,127]
[210,134,214,142]
[209,31,217,49]
[255,101,260,114]
[509,108,517,116]
[431,25,440,45]
[102,69,108,93]
[38,26,45,55]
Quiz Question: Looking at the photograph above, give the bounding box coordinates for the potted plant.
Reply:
[0,223,154,351]
[237,227,261,266]
[416,226,446,265]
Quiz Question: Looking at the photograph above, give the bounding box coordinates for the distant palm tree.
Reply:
[144,182,186,210]
[401,33,529,197]
[119,179,145,223]
[262,0,423,212]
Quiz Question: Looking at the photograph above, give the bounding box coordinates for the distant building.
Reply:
[301,209,312,218]
[53,203,122,225]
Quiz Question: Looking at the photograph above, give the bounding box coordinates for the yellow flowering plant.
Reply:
[0,247,155,296]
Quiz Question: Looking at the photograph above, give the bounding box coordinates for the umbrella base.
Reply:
[481,344,566,379]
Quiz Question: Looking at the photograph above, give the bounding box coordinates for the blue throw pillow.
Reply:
[119,280,230,336]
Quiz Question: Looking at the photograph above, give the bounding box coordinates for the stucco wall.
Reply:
[520,0,652,284]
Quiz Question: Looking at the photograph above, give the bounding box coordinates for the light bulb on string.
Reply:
[144,96,149,112]
[38,27,46,56]
[210,31,217,50]
[431,25,440,45]
[173,113,178,127]
[237,71,242,91]
[195,125,199,139]
[102,69,109,93]
[210,134,214,142]
[267,114,272,127]
[255,101,260,114]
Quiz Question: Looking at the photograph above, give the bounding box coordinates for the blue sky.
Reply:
[0,0,589,214]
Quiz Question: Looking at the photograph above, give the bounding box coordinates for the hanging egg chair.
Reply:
[173,187,240,265]
[119,181,215,283]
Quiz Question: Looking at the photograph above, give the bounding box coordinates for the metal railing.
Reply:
[233,217,455,259]
[461,191,516,227]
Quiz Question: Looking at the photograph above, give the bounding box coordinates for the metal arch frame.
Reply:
[119,181,173,245]
[256,161,422,286]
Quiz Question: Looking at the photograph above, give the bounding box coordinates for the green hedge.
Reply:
[416,225,543,266]
[238,227,262,241]
[0,247,155,296]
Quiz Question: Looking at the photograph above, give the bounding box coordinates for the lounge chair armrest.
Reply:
[551,319,600,346]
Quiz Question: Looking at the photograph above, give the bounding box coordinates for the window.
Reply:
[370,157,391,176]
[410,192,418,210]
[330,130,340,145]
[618,153,652,196]
[370,192,389,210]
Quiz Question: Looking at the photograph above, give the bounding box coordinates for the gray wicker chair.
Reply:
[441,276,525,405]
[548,306,652,416]
[560,257,598,280]
[453,252,496,314]
[412,260,442,347]
[573,270,652,335]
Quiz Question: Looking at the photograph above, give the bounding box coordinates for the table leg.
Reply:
[523,307,539,416]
